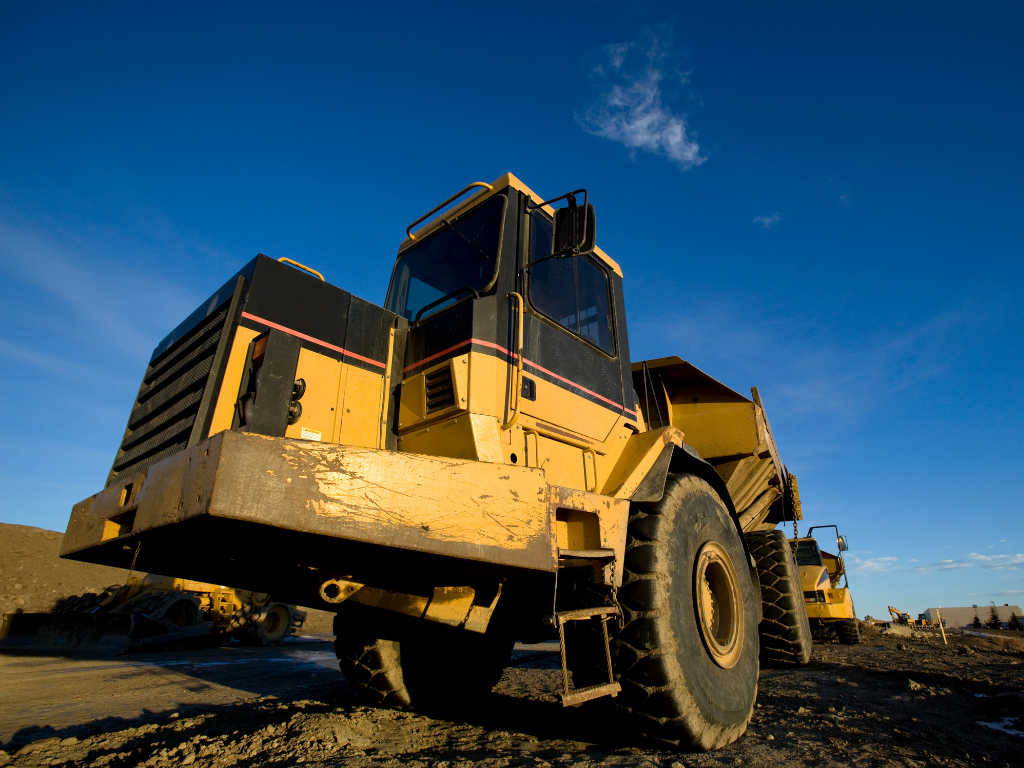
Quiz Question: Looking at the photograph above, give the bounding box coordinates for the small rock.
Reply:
[896,643,908,651]
[59,738,78,747]
[182,755,195,765]
[907,679,924,691]
[796,707,809,714]
[766,735,775,741]
[670,762,686,768]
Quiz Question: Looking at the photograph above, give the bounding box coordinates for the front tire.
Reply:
[836,617,861,645]
[614,474,760,751]
[746,530,813,667]
[333,609,513,709]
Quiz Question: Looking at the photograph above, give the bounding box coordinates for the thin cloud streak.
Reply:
[0,220,199,359]
[912,553,1024,572]
[852,556,899,574]
[631,295,996,429]
[754,213,781,229]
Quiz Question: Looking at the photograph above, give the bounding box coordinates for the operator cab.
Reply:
[384,174,638,492]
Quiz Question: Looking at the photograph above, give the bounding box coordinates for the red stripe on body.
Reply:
[404,337,636,415]
[240,312,386,369]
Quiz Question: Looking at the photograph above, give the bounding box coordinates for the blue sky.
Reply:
[1,2,1022,620]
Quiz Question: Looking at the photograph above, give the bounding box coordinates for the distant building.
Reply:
[919,605,1022,628]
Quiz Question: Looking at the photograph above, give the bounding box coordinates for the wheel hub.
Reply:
[694,541,744,669]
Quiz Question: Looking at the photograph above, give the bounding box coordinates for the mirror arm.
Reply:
[526,188,588,211]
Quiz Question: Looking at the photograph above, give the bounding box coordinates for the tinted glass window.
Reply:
[528,211,614,354]
[386,195,505,321]
[794,541,823,567]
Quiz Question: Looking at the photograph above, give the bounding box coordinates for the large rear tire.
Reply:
[746,530,813,667]
[613,474,760,751]
[333,610,513,709]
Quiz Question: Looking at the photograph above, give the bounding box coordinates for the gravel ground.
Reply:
[3,522,1023,767]
[2,628,1022,768]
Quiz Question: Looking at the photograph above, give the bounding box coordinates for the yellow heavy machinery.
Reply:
[888,606,917,626]
[53,174,811,750]
[791,525,859,644]
[0,574,304,654]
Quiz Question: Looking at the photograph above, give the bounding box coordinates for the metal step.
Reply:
[562,681,621,707]
[558,548,616,560]
[555,604,621,707]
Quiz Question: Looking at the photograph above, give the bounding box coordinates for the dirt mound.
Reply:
[0,521,337,632]
[0,523,132,614]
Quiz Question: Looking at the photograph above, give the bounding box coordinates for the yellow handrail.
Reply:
[277,257,324,281]
[406,182,493,241]
[501,292,524,431]
[522,426,599,492]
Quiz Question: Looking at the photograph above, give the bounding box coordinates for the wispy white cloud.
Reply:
[754,213,781,229]
[578,32,706,171]
[913,553,1024,573]
[852,556,899,574]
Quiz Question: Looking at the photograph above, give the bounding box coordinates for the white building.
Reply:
[919,605,1022,628]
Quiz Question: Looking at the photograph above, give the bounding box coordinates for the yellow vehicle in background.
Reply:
[791,525,859,644]
[0,573,304,654]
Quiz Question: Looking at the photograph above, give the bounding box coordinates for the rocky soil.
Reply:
[2,522,1022,767]
[1,625,1022,767]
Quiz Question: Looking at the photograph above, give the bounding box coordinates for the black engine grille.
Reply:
[107,304,230,487]
[425,365,456,414]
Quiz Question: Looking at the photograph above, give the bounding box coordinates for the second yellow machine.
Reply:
[792,525,860,644]
[58,175,811,751]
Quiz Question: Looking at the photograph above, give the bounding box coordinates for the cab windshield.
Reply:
[385,195,505,321]
[794,540,823,567]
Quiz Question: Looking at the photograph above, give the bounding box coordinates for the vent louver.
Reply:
[106,304,231,487]
[425,365,456,414]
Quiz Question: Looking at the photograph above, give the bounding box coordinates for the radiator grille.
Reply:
[425,365,456,414]
[107,305,230,486]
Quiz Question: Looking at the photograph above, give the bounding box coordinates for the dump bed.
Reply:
[632,356,801,531]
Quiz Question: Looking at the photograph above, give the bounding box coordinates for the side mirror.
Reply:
[838,536,849,552]
[554,203,596,255]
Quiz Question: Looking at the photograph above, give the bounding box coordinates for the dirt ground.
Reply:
[2,523,1023,767]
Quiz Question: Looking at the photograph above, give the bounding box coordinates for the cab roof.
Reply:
[397,172,623,278]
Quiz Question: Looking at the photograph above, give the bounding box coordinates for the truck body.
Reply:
[57,174,809,750]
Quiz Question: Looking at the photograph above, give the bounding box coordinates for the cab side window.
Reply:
[528,211,614,355]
